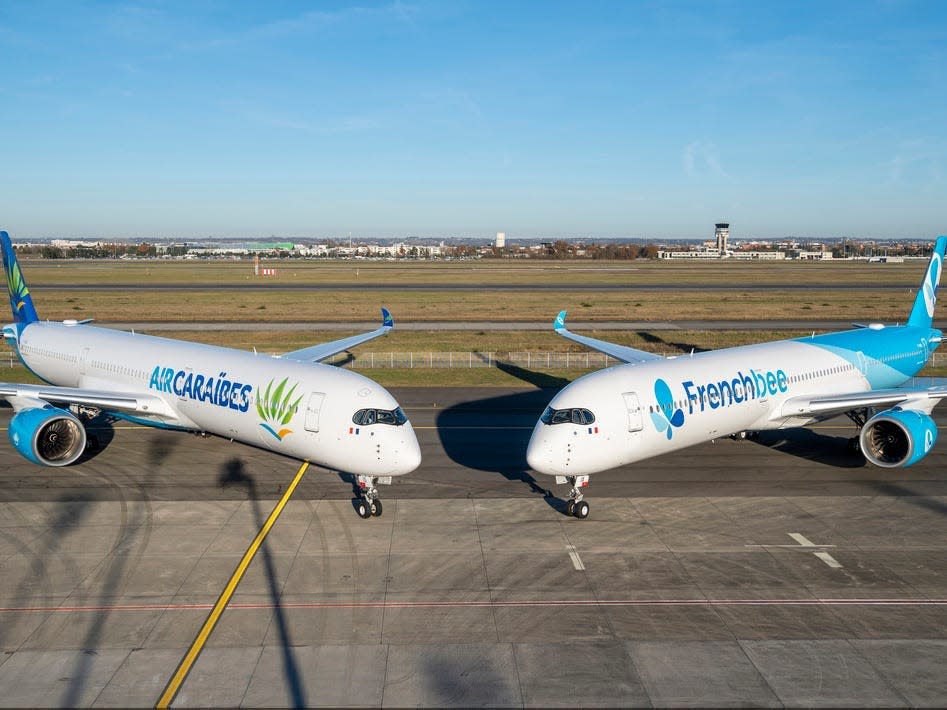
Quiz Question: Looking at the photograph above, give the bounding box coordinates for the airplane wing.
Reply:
[280,308,393,363]
[0,383,178,417]
[779,383,947,419]
[552,310,664,365]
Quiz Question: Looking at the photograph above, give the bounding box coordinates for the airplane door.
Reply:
[622,392,643,432]
[79,347,91,376]
[304,392,325,432]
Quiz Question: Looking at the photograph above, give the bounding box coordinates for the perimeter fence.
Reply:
[1,350,943,370]
[325,351,645,369]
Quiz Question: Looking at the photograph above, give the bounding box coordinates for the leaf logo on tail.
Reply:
[6,261,29,313]
[257,378,303,440]
[650,378,684,440]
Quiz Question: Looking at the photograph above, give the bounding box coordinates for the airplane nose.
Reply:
[526,427,553,475]
[393,425,422,475]
[401,439,422,474]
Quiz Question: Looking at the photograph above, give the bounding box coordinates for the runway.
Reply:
[92,318,947,332]
[0,387,945,706]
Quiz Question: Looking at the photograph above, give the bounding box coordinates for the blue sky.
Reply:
[1,1,945,239]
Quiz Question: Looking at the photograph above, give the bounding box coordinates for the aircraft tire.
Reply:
[574,501,590,519]
[566,501,576,516]
[371,499,383,517]
[356,501,371,519]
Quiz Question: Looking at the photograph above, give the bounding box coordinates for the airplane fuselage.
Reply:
[527,325,941,476]
[10,320,421,477]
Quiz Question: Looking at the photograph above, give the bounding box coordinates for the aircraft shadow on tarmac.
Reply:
[635,330,708,355]
[748,427,867,468]
[76,412,118,464]
[436,359,572,513]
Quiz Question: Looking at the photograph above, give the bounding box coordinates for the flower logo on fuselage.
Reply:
[650,378,684,440]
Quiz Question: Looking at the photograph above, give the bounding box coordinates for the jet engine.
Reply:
[8,406,87,466]
[859,407,937,468]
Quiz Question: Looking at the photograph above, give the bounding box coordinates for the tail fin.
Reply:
[907,236,947,328]
[0,231,39,324]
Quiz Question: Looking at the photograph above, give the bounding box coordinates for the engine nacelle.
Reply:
[8,406,87,466]
[859,407,937,468]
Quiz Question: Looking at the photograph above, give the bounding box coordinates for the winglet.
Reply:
[907,236,947,328]
[0,231,39,324]
[554,310,567,331]
[381,307,393,329]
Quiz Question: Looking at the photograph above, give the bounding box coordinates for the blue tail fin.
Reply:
[907,236,947,328]
[0,231,39,324]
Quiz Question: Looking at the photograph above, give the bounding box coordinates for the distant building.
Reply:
[495,232,506,248]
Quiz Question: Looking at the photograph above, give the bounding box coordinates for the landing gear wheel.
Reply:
[566,501,576,516]
[573,500,590,519]
[370,499,383,517]
[356,501,371,519]
[847,436,862,454]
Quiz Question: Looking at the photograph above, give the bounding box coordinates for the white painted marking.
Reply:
[789,532,816,547]
[786,533,843,569]
[814,551,843,569]
[744,548,835,550]
[567,545,585,571]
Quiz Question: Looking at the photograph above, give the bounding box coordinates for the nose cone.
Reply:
[390,422,422,476]
[526,421,556,475]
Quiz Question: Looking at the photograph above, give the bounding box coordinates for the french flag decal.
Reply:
[588,426,599,434]
[349,427,360,435]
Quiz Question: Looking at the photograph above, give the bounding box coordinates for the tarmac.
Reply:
[0,386,945,707]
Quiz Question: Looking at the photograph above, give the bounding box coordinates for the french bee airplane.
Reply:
[0,231,420,518]
[528,236,947,519]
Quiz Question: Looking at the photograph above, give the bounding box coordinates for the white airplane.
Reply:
[527,236,947,519]
[0,230,420,518]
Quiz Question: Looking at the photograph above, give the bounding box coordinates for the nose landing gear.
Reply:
[559,475,591,519]
[355,475,391,519]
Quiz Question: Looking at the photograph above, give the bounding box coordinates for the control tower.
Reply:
[715,223,729,255]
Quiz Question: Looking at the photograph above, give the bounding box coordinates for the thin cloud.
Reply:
[683,141,727,179]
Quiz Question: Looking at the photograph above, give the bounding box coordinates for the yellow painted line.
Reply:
[155,460,309,709]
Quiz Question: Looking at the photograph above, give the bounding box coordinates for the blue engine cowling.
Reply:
[8,406,87,466]
[859,407,937,468]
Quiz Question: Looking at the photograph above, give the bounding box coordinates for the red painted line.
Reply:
[0,598,945,614]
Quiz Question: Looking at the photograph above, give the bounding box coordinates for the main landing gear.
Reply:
[558,475,591,519]
[844,408,870,457]
[355,475,391,519]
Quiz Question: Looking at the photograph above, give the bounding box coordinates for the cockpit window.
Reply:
[540,406,595,425]
[353,407,408,426]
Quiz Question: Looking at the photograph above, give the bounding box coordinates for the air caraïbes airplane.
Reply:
[527,236,947,519]
[0,231,420,518]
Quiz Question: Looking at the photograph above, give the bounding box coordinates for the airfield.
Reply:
[0,389,945,707]
[0,257,945,706]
